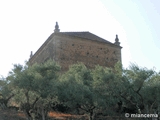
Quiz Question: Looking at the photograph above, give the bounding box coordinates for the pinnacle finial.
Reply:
[30,51,33,58]
[115,34,119,42]
[54,22,60,33]
[114,34,120,46]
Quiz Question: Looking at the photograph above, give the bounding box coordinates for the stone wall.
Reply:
[29,33,122,71]
[29,34,56,65]
[54,34,121,71]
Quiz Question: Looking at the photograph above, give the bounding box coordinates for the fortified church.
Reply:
[29,22,122,71]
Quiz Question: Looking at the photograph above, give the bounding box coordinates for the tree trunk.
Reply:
[79,105,95,120]
[41,104,45,120]
[24,110,32,120]
[89,110,95,120]
[89,113,93,120]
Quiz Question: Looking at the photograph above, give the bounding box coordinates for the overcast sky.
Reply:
[0,0,160,77]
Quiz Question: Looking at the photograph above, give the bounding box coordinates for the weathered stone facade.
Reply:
[29,22,122,71]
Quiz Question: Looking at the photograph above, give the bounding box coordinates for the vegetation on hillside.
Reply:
[0,60,160,120]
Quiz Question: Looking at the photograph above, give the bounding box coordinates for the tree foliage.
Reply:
[0,60,159,120]
[5,59,61,120]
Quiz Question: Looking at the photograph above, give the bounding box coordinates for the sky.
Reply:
[0,0,160,77]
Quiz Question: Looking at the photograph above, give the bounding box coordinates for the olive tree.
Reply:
[7,59,61,120]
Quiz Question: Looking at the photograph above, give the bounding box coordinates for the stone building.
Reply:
[29,22,122,71]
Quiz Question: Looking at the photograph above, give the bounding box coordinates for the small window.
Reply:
[106,57,109,61]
